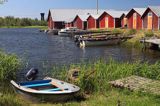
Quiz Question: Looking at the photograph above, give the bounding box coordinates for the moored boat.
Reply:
[58,27,79,37]
[10,77,80,102]
[78,36,122,47]
[76,34,134,47]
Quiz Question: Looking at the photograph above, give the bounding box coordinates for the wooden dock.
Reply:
[141,39,160,45]
[140,38,160,50]
[110,75,160,95]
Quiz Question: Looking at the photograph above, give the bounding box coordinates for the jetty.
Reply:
[110,75,160,95]
[140,38,160,50]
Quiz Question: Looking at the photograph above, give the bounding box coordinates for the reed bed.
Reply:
[51,59,160,94]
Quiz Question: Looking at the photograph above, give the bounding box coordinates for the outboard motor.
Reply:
[74,35,79,42]
[25,68,39,81]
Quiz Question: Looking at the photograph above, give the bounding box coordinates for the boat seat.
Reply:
[20,80,51,86]
[24,83,51,88]
[40,88,62,91]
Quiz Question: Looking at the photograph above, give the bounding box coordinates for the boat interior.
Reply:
[19,80,64,91]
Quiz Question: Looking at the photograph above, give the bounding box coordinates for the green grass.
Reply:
[0,94,29,106]
[30,89,160,106]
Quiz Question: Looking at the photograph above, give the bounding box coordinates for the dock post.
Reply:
[142,37,146,51]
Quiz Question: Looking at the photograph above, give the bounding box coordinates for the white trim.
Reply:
[94,20,97,29]
[158,17,160,30]
[82,21,84,30]
[142,19,144,29]
[99,20,101,29]
[114,18,115,28]
[87,21,88,30]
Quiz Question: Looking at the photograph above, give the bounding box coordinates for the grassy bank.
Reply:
[104,28,160,48]
[1,58,160,105]
[32,90,160,106]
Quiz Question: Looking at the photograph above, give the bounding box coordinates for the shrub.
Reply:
[145,30,154,37]
[0,51,21,82]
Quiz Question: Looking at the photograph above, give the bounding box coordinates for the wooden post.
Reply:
[97,0,99,14]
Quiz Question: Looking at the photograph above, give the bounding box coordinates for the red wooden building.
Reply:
[126,8,146,30]
[73,15,89,30]
[99,10,126,29]
[65,23,73,28]
[141,6,160,30]
[64,18,74,28]
[87,14,100,29]
[120,13,128,28]
[47,9,105,29]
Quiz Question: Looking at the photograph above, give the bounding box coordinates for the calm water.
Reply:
[0,28,160,77]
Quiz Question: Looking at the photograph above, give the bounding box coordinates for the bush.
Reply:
[145,30,154,37]
[0,51,21,82]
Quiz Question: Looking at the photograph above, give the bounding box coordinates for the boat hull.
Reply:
[13,86,77,102]
[80,39,121,47]
[58,32,70,37]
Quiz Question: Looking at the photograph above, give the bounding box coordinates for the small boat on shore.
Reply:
[10,77,80,102]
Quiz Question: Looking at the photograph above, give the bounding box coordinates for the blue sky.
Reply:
[0,0,160,19]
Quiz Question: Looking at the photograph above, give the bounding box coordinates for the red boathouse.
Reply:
[65,18,74,28]
[87,14,100,29]
[73,15,89,30]
[126,8,146,30]
[99,10,126,29]
[120,13,128,28]
[142,6,160,30]
[47,9,105,29]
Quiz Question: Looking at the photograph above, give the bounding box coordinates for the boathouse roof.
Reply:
[78,15,90,21]
[105,10,128,18]
[126,8,146,17]
[89,14,102,19]
[48,9,106,22]
[148,6,160,17]
[65,18,74,23]
[132,8,146,16]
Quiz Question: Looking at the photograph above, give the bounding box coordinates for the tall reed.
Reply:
[0,51,21,82]
[51,59,160,94]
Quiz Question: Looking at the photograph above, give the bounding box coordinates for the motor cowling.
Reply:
[25,68,39,81]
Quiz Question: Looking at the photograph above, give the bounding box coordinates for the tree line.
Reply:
[0,16,47,27]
